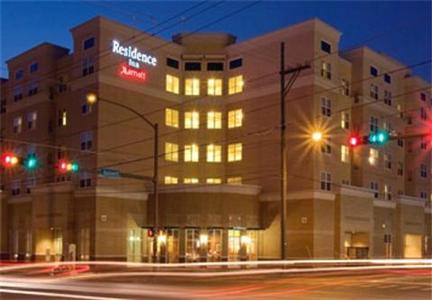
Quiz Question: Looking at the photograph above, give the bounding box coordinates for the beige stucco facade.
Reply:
[1,16,431,262]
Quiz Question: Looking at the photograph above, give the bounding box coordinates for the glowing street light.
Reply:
[86,93,97,105]
[311,131,323,142]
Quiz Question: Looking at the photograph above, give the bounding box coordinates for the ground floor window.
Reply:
[166,229,179,263]
[140,228,258,262]
[127,228,142,262]
[208,229,223,261]
[79,228,90,260]
[53,228,63,260]
[404,234,422,258]
[344,232,369,259]
[228,230,241,261]
[25,229,32,259]
[185,229,200,262]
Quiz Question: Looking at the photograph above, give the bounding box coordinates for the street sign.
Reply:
[98,168,121,178]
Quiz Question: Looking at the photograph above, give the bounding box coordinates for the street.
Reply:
[1,267,431,299]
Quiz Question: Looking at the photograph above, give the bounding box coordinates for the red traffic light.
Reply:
[1,152,19,167]
[147,228,154,237]
[58,159,68,173]
[348,134,362,147]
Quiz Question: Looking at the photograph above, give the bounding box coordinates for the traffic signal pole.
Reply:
[279,42,310,260]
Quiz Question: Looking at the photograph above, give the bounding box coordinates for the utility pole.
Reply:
[153,123,159,262]
[280,42,310,260]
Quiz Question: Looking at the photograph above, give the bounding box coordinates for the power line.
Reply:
[2,82,429,189]
[2,7,427,148]
[2,61,430,161]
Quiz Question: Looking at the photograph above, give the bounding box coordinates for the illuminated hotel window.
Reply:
[26,111,37,130]
[206,144,222,162]
[207,78,222,96]
[228,143,242,162]
[185,111,199,129]
[206,178,222,184]
[321,62,331,80]
[384,184,392,201]
[341,145,349,163]
[164,176,178,184]
[165,108,179,128]
[207,112,222,129]
[227,177,242,185]
[185,78,200,96]
[59,110,67,126]
[341,79,350,96]
[228,109,243,128]
[184,144,199,162]
[368,148,379,166]
[184,178,199,184]
[341,112,350,129]
[166,74,180,94]
[228,75,244,95]
[165,142,179,162]
[13,116,22,134]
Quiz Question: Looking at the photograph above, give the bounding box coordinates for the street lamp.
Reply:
[311,131,323,142]
[86,93,160,262]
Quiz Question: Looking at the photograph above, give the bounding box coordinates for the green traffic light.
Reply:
[369,131,389,145]
[24,155,38,170]
[71,162,79,173]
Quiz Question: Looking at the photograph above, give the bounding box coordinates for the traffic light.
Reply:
[57,159,79,173]
[1,152,19,168]
[147,228,154,237]
[23,154,38,171]
[348,133,362,147]
[369,130,389,145]
[348,130,391,147]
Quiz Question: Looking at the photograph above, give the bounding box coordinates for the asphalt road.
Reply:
[1,268,431,299]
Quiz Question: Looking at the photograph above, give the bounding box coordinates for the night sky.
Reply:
[1,1,431,81]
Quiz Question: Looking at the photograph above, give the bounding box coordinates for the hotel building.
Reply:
[0,16,431,262]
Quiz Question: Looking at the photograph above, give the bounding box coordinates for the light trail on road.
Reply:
[1,258,431,273]
[0,289,126,300]
[1,266,430,300]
